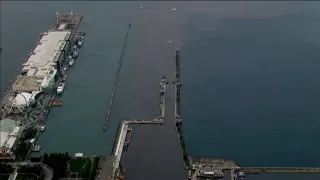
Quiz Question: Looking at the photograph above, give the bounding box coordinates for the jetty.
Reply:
[240,167,320,173]
[103,23,132,132]
[0,12,84,160]
[97,74,167,180]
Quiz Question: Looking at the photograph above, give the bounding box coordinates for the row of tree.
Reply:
[0,163,13,173]
[42,153,71,179]
[18,165,45,179]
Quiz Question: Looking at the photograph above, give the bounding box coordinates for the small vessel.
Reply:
[77,36,84,47]
[57,82,65,94]
[72,46,79,58]
[32,146,41,152]
[40,126,46,132]
[170,8,177,11]
[238,172,245,177]
[169,40,172,44]
[51,100,63,106]
[69,58,75,66]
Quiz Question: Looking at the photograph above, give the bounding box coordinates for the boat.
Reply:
[32,146,41,152]
[57,82,65,94]
[51,100,63,106]
[40,126,46,132]
[69,58,75,66]
[72,46,79,58]
[238,172,245,177]
[77,36,84,47]
[169,40,172,44]
[170,8,177,11]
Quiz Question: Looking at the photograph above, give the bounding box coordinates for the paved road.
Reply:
[96,156,115,180]
[9,162,54,180]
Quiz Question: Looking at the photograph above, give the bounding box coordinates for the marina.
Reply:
[0,12,84,159]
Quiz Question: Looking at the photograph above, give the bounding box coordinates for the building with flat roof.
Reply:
[12,31,71,93]
[0,118,23,157]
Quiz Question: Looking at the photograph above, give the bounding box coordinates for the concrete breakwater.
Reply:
[173,46,190,169]
[103,23,132,132]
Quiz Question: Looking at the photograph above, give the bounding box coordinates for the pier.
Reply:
[0,12,84,161]
[98,74,168,180]
[103,23,132,132]
[240,167,320,173]
[123,128,132,150]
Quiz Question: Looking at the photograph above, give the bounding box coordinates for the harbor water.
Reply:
[1,2,320,179]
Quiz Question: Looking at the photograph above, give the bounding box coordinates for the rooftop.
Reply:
[13,31,70,92]
[22,31,70,74]
[0,131,9,147]
[0,119,17,133]
[0,119,20,150]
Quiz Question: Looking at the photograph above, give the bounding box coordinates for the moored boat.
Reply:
[69,58,75,66]
[77,36,84,47]
[57,82,65,94]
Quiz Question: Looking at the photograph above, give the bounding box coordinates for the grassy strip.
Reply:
[88,156,101,180]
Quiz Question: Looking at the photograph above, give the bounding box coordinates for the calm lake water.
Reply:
[1,1,320,179]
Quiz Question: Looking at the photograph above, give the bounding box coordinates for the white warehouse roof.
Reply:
[13,31,71,92]
[22,31,71,75]
[0,119,20,151]
[0,131,9,147]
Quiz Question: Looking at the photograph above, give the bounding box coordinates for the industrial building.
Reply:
[0,118,23,157]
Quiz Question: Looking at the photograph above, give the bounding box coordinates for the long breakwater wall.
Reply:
[103,23,132,132]
[173,46,190,169]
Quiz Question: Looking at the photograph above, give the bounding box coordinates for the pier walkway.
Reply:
[103,23,132,132]
[240,167,320,173]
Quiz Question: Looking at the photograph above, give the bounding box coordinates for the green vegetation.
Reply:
[18,165,45,180]
[0,163,13,173]
[69,158,88,173]
[0,175,10,180]
[43,153,70,179]
[14,141,31,161]
[20,127,37,141]
[89,156,101,180]
[16,174,39,180]
[69,157,101,179]
[79,159,91,179]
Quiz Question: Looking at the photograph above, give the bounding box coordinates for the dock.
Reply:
[103,23,132,132]
[0,12,84,160]
[240,167,320,173]
[123,128,132,150]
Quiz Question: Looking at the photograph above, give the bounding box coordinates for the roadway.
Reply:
[9,162,53,180]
